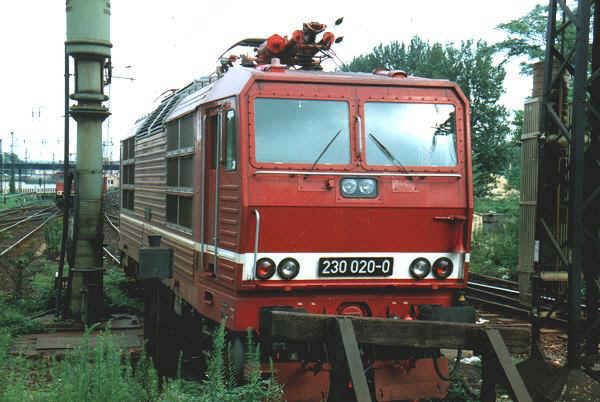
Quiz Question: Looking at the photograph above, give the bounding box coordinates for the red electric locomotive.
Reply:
[55,171,74,206]
[119,21,473,402]
[56,171,108,204]
[55,171,66,199]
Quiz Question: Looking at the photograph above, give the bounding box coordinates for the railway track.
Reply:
[466,273,529,315]
[0,207,55,233]
[466,272,585,327]
[0,206,59,257]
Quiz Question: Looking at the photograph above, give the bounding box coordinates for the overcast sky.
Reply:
[0,0,544,163]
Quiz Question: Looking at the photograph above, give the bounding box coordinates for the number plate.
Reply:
[318,257,394,277]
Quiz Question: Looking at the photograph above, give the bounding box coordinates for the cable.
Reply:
[56,45,70,318]
[433,349,462,381]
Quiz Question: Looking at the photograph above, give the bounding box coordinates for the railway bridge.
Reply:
[0,161,120,172]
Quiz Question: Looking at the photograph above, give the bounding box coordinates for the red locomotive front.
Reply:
[119,32,473,401]
[55,171,65,198]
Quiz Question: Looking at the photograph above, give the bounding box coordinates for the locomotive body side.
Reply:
[119,67,473,401]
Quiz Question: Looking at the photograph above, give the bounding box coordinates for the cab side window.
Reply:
[206,115,220,170]
[224,110,237,171]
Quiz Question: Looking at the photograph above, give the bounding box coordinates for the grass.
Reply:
[0,193,51,211]
[474,194,519,215]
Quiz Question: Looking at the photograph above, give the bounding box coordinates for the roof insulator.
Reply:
[257,57,287,73]
[372,68,408,78]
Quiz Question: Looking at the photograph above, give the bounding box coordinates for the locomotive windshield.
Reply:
[365,103,457,167]
[254,98,350,165]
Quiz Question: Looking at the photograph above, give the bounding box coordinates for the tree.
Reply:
[495,3,576,74]
[1,152,20,194]
[505,110,523,190]
[343,37,511,196]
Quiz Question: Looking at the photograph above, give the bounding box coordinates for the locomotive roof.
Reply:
[132,66,460,138]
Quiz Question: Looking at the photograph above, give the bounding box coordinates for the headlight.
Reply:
[277,257,300,280]
[255,258,276,280]
[432,257,453,279]
[341,179,358,195]
[340,178,377,198]
[358,179,376,195]
[409,258,431,279]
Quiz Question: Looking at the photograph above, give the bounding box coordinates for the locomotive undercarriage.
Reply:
[140,275,472,401]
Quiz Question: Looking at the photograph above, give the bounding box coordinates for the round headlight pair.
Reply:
[340,178,377,198]
[409,257,453,280]
[255,257,300,280]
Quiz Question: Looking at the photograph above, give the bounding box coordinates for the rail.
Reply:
[464,273,600,327]
[104,213,120,234]
[0,204,50,217]
[0,212,58,257]
[0,195,53,212]
[0,207,54,233]
[102,246,120,265]
[469,272,519,290]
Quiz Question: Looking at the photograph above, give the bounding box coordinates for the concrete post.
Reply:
[65,0,111,323]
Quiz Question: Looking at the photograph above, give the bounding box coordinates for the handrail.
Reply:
[252,209,260,280]
[213,111,223,277]
[355,115,363,160]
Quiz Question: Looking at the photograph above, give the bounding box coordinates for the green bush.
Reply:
[471,196,519,279]
[0,195,51,212]
[0,322,283,402]
[103,267,143,313]
[43,219,62,260]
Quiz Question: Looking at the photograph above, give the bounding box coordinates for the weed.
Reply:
[200,324,284,402]
[0,314,283,401]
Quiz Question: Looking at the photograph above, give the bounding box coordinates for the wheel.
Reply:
[230,335,246,384]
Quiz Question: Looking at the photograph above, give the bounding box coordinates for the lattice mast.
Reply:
[532,0,600,368]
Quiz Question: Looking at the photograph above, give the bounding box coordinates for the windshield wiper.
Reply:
[310,129,343,170]
[368,132,409,174]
